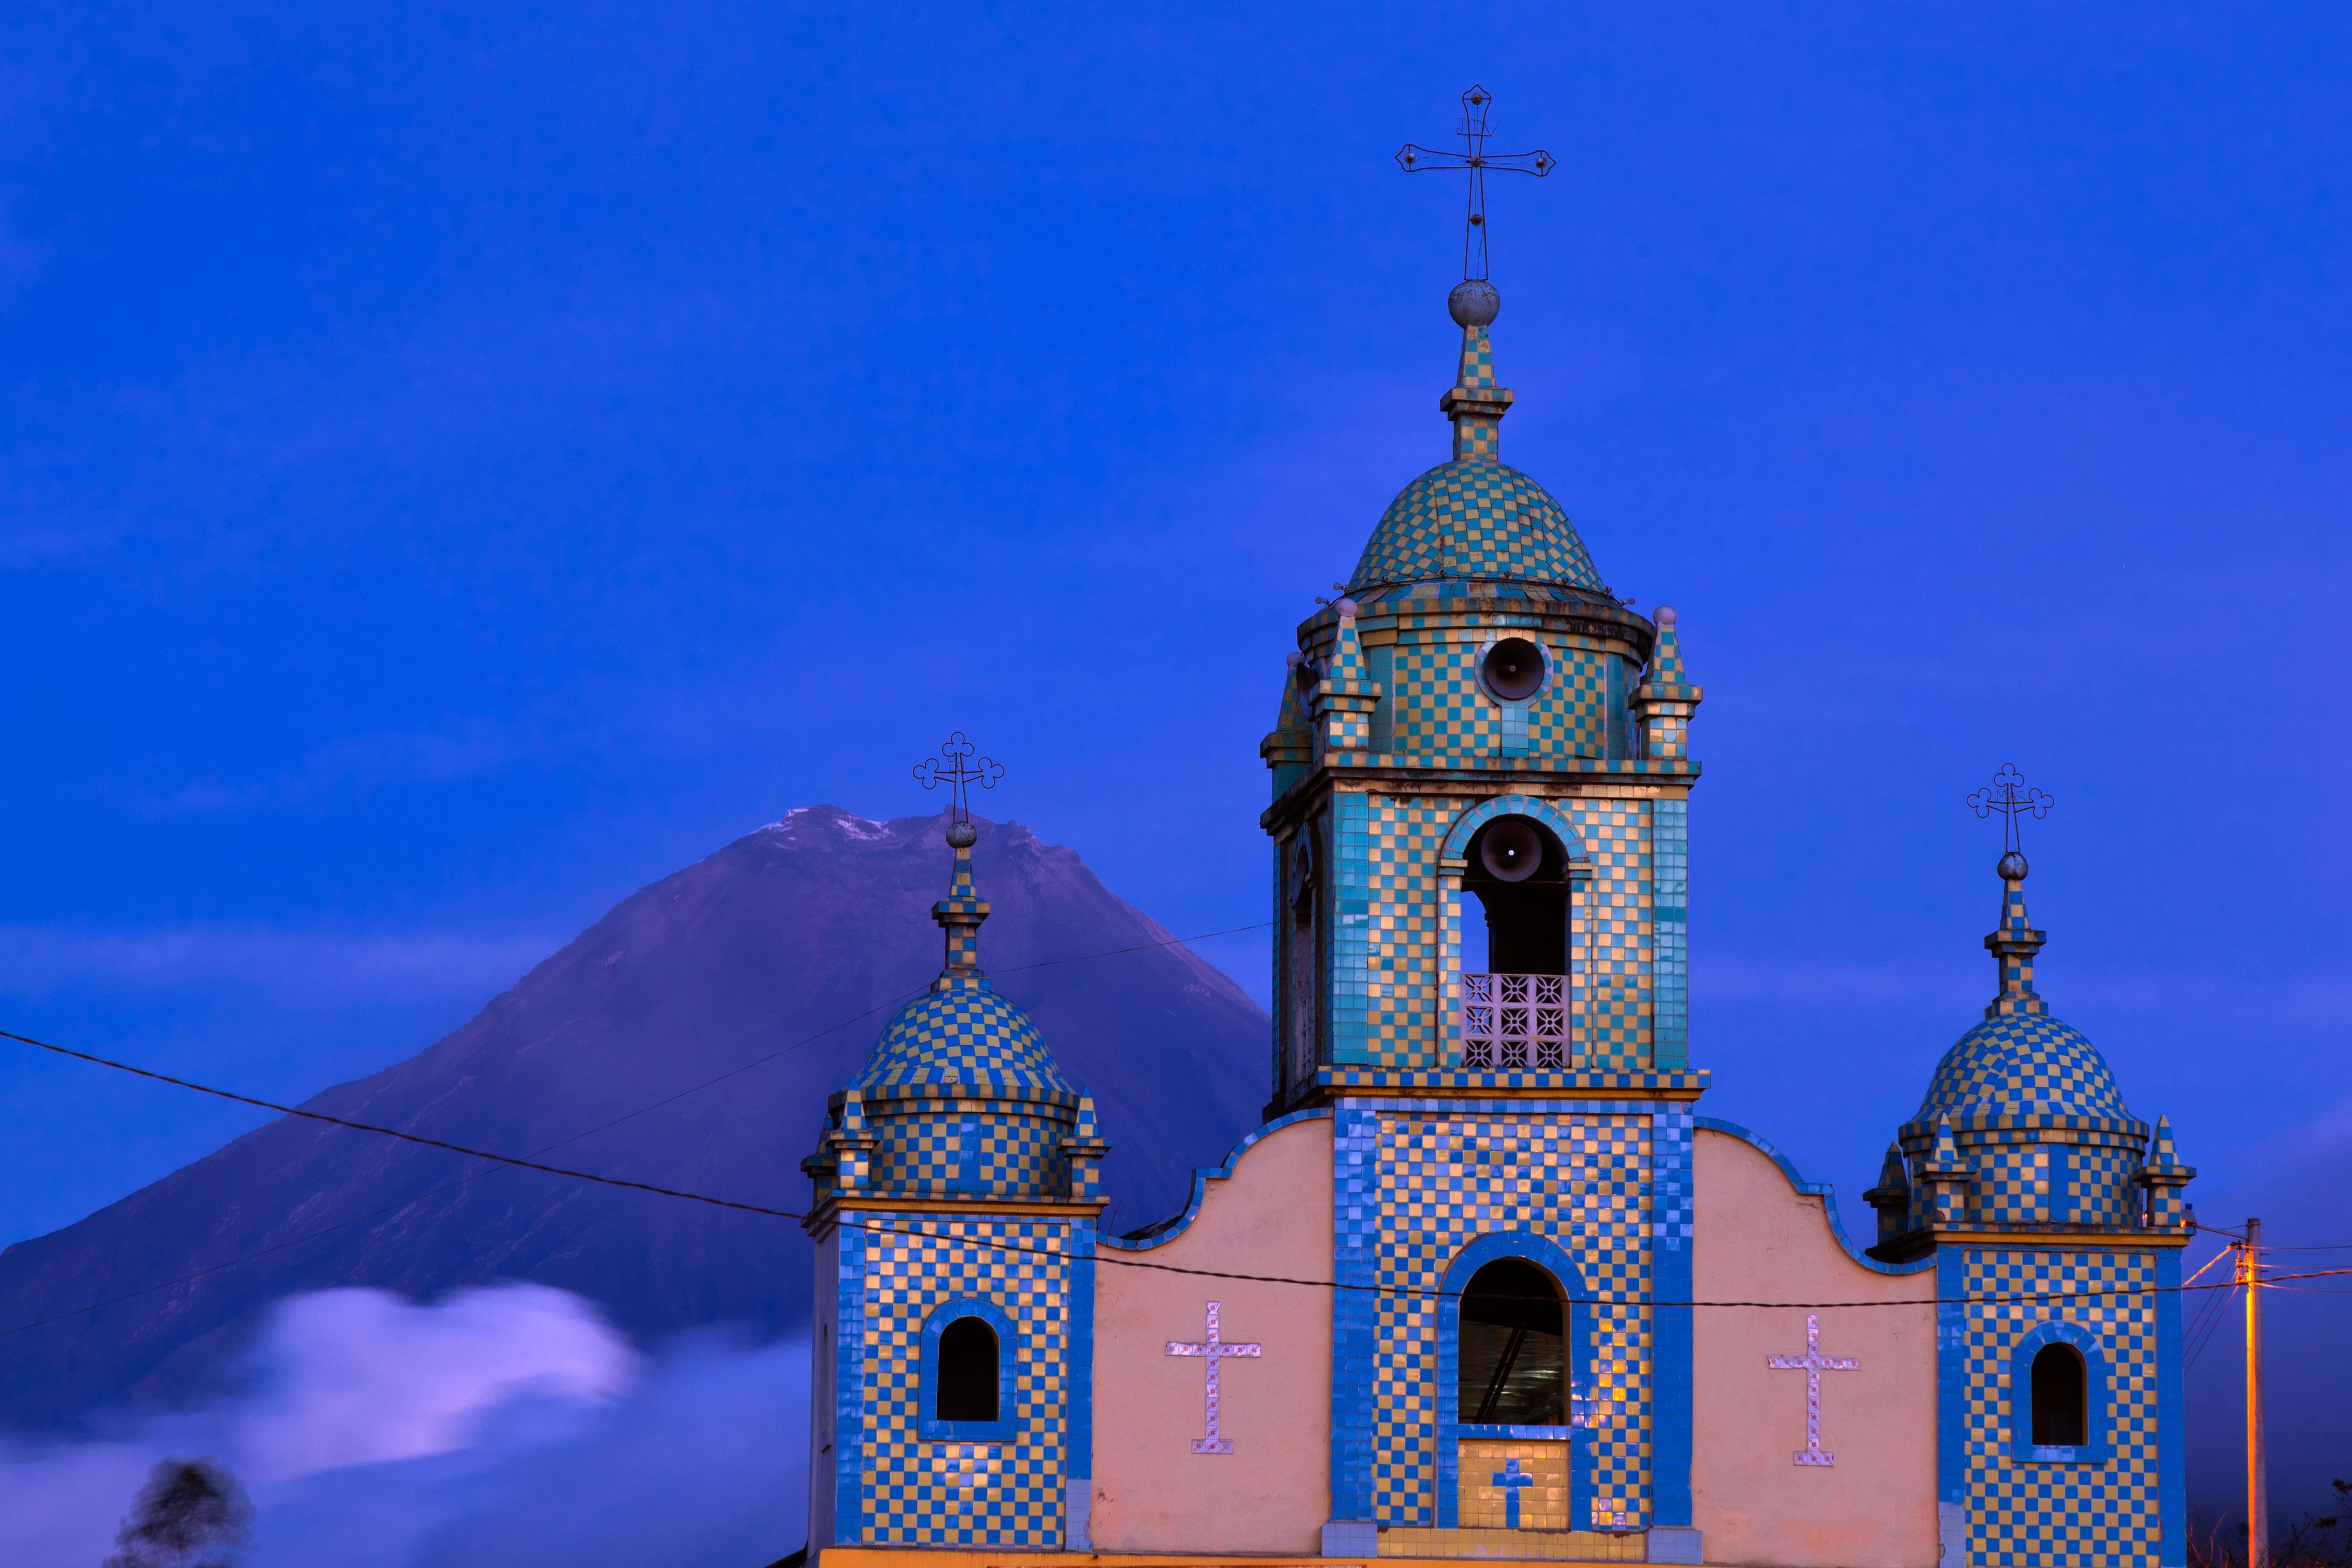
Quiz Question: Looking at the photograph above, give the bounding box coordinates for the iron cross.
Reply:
[1966,762,2055,859]
[1396,86,1555,281]
[912,731,1004,825]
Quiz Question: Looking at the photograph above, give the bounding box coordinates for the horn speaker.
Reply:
[1482,637,1544,701]
[1478,817,1543,883]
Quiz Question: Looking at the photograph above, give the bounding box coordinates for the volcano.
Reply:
[0,808,1268,1426]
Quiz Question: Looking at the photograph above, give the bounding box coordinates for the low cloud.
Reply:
[128,719,525,818]
[0,1284,807,1568]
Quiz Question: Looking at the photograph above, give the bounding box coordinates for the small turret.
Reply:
[1632,607,1702,761]
[1862,1140,1912,1244]
[2133,1114,2197,1231]
[1874,767,2189,1260]
[803,737,1107,1209]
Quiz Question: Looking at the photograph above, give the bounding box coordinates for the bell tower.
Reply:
[1257,279,1703,1112]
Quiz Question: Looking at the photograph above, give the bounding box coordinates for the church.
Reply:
[796,267,2197,1568]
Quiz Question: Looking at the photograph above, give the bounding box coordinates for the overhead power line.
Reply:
[0,919,1277,1337]
[12,1008,2352,1320]
[7,915,2350,1330]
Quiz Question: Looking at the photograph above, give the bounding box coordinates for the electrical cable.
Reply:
[11,935,2352,1328]
[10,998,2352,1323]
[2174,1247,2235,1366]
[2183,1281,2237,1371]
[0,920,1273,1338]
[2240,1241,2352,1252]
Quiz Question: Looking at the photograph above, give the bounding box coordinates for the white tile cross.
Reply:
[1767,1313,1859,1466]
[1166,1301,1262,1454]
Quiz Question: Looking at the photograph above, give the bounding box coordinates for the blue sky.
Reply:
[1,0,2347,1507]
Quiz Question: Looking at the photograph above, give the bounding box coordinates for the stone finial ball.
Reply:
[1997,850,2029,881]
[1655,605,1677,628]
[1334,596,1359,619]
[1448,278,1501,327]
[946,819,978,848]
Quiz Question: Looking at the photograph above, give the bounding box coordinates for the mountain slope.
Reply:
[0,809,1268,1427]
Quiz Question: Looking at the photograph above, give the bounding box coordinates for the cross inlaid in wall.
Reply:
[1492,1456,1537,1528]
[1165,1301,1261,1455]
[1766,1313,1859,1466]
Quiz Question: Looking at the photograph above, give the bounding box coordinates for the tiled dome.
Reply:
[859,974,1072,1096]
[1915,1010,2130,1126]
[1347,458,1604,595]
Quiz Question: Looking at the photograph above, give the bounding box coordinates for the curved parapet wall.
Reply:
[1090,1114,1335,1554]
[1695,1116,1929,1277]
[1106,1108,1332,1254]
[1692,1124,1938,1568]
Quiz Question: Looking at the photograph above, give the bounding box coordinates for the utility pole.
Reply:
[2244,1217,2269,1568]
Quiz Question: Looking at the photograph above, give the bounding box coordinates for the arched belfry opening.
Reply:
[1458,1257,1568,1425]
[1459,815,1575,1069]
[1463,816,1572,975]
[2030,1342,2086,1446]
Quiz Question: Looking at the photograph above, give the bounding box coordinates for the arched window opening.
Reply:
[936,1316,1000,1424]
[1459,817,1573,1069]
[1458,1258,1566,1425]
[1462,818,1570,977]
[2030,1343,2086,1446]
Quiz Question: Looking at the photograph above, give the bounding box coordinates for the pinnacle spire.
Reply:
[933,822,989,980]
[1439,313,1514,460]
[1983,860,2047,1018]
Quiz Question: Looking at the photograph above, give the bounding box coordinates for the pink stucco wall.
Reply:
[1691,1127,1939,1568]
[1089,1115,1334,1554]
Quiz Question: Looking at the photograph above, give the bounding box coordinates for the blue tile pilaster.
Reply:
[1649,1109,1695,1527]
[1330,1104,1382,1522]
[1935,1246,1969,1551]
[1650,800,1689,1070]
[835,1222,868,1545]
[1068,1219,1095,1483]
[2156,1247,2186,1566]
[1330,789,1374,1064]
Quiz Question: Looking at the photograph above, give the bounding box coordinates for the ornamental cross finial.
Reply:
[912,731,1004,827]
[1396,86,1554,282]
[1966,763,2054,867]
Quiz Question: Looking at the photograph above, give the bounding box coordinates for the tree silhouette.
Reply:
[102,1459,251,1568]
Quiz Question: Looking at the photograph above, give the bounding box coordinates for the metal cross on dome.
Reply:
[1395,85,1555,282]
[1966,762,2055,858]
[912,731,1004,826]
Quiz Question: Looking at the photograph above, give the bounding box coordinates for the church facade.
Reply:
[800,283,2195,1568]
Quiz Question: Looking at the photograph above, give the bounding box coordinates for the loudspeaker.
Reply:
[1482,637,1544,701]
[1478,817,1543,882]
